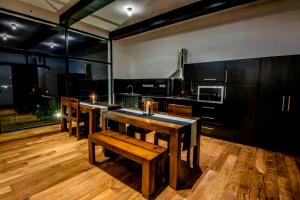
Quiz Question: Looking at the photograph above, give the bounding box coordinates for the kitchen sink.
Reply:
[116,93,142,96]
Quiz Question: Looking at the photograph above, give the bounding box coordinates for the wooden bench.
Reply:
[88,130,167,199]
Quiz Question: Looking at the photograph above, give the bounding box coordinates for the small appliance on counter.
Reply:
[197,85,224,104]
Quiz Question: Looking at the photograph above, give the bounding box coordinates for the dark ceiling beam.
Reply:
[59,0,115,26]
[109,0,258,40]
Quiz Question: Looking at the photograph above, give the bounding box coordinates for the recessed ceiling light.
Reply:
[125,7,133,16]
[11,24,17,30]
[50,43,55,48]
[1,34,8,41]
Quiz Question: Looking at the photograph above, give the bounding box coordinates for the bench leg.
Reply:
[88,141,95,164]
[142,160,155,199]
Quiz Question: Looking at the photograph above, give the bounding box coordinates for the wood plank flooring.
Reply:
[0,125,299,200]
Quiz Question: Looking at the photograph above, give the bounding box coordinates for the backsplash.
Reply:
[114,79,182,96]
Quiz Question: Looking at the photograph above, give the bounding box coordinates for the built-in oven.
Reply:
[197,86,224,104]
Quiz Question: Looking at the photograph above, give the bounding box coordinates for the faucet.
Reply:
[127,85,133,95]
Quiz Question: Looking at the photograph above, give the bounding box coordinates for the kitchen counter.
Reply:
[115,93,142,108]
[141,95,198,102]
[115,93,142,97]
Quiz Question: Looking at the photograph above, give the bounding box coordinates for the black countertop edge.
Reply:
[115,93,199,101]
[141,95,198,102]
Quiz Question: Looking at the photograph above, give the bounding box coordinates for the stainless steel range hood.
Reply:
[169,48,187,79]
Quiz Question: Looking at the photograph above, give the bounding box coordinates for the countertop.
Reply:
[141,95,198,102]
[116,93,198,101]
[115,93,142,97]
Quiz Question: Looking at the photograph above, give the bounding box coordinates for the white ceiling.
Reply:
[20,0,79,13]
[17,0,200,32]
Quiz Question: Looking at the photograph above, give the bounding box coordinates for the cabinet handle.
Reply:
[202,116,215,120]
[225,69,228,83]
[203,78,217,81]
[202,126,215,130]
[287,96,291,112]
[224,86,227,100]
[281,96,285,112]
[202,106,216,109]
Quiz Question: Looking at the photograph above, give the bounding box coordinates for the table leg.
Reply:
[193,120,202,167]
[92,109,97,134]
[102,112,107,130]
[88,141,95,164]
[169,131,181,189]
[89,110,97,136]
[193,133,201,167]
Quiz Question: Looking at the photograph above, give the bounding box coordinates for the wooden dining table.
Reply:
[102,109,201,190]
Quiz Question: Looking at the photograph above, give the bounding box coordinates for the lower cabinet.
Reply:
[115,94,140,108]
[223,85,257,143]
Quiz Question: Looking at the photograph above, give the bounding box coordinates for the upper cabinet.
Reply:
[197,61,225,82]
[184,61,225,81]
[225,58,259,85]
[184,64,198,81]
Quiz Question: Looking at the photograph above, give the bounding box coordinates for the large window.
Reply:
[69,59,109,102]
[0,11,111,133]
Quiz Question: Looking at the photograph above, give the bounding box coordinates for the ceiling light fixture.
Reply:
[50,43,55,48]
[11,24,17,30]
[1,34,8,41]
[125,7,133,16]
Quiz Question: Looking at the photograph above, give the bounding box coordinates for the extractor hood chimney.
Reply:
[169,48,187,79]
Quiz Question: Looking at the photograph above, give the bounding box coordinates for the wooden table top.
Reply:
[106,110,200,135]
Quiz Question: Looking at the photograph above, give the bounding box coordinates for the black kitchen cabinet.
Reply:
[184,61,225,81]
[255,55,300,155]
[184,64,198,81]
[197,61,225,82]
[226,58,259,85]
[224,85,257,143]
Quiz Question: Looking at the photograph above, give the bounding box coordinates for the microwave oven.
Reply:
[197,86,224,104]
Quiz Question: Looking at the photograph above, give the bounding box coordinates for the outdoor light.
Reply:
[11,24,17,30]
[54,112,62,118]
[125,7,133,16]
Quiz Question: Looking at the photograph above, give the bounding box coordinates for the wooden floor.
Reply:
[0,125,299,200]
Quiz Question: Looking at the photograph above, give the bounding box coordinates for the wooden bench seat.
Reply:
[88,130,167,199]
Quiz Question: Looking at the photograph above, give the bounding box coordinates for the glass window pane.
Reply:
[0,52,26,64]
[67,30,108,63]
[30,28,66,57]
[0,56,65,133]
[0,12,60,53]
[69,59,108,102]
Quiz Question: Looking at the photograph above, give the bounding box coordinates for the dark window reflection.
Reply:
[0,12,61,52]
[69,59,108,102]
[0,11,110,133]
[68,30,108,63]
[0,55,65,133]
[30,28,66,56]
